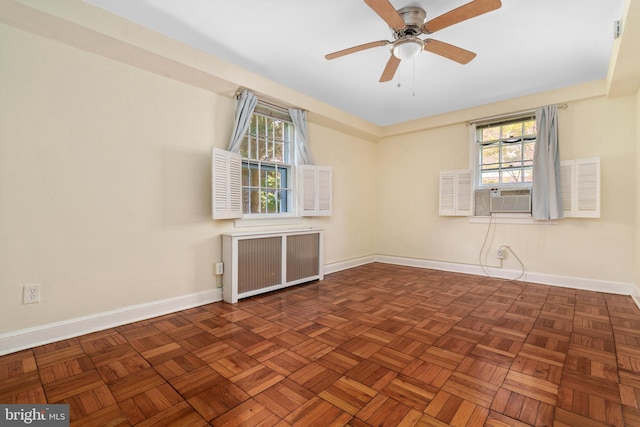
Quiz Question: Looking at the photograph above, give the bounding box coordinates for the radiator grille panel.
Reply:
[286,234,320,282]
[237,237,282,293]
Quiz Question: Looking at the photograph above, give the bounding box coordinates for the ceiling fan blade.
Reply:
[379,55,401,82]
[364,0,406,31]
[424,39,476,64]
[325,40,390,60]
[424,0,501,33]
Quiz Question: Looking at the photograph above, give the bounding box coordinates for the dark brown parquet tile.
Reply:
[381,375,437,411]
[229,363,284,396]
[289,361,341,394]
[284,396,352,426]
[108,367,166,402]
[118,382,183,424]
[319,375,377,415]
[153,352,206,382]
[424,391,490,426]
[346,360,397,391]
[187,379,249,422]
[255,378,314,418]
[4,262,640,426]
[356,393,420,426]
[317,348,362,375]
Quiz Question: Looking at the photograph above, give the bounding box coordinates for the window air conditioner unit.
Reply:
[490,188,531,213]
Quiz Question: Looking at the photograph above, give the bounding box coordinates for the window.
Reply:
[211,99,332,221]
[240,107,294,215]
[475,115,536,187]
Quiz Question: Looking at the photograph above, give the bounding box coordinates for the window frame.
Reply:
[212,98,332,223]
[473,114,537,190]
[240,107,296,219]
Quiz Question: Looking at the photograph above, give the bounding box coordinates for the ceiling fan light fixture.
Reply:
[392,38,424,60]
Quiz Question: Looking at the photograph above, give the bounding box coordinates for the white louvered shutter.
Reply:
[439,169,472,216]
[212,147,242,219]
[317,167,332,215]
[301,166,316,214]
[300,165,332,216]
[560,160,574,217]
[439,171,455,216]
[456,170,473,216]
[560,157,600,218]
[575,157,600,218]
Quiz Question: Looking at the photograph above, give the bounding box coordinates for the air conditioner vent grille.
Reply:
[489,189,531,213]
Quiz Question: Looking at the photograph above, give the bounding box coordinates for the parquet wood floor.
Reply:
[2,263,640,426]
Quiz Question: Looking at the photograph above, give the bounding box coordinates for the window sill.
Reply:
[468,214,557,225]
[235,216,303,228]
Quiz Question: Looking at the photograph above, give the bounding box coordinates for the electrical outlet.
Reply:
[23,284,41,304]
[496,249,504,259]
[215,262,224,275]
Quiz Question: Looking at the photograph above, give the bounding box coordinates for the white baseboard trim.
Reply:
[0,288,222,356]
[324,255,376,275]
[375,255,637,297]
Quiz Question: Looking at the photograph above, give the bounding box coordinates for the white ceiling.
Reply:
[84,0,624,126]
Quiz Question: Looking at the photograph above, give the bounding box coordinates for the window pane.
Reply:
[273,121,283,141]
[481,145,499,164]
[523,168,533,183]
[501,169,522,184]
[260,168,267,187]
[523,141,535,160]
[264,169,277,188]
[250,136,258,160]
[256,115,266,138]
[242,164,249,186]
[240,136,249,158]
[250,166,259,187]
[256,137,266,160]
[275,169,282,188]
[242,189,250,213]
[523,120,536,136]
[274,141,285,163]
[263,190,278,213]
[481,171,500,185]
[501,122,522,138]
[250,189,261,213]
[481,126,500,142]
[269,140,276,161]
[280,189,289,212]
[501,145,522,163]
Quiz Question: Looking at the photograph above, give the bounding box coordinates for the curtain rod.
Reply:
[466,103,568,126]
[257,99,291,114]
[234,88,302,114]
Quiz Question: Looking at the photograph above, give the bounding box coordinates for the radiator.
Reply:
[222,229,324,303]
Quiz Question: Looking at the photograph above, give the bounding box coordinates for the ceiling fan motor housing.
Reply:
[396,6,427,37]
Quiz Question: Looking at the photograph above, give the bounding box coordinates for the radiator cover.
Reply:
[222,229,324,303]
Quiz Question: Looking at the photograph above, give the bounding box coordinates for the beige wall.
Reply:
[0,24,377,333]
[377,94,637,286]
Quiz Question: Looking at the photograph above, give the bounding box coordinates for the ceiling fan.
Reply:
[325,0,502,82]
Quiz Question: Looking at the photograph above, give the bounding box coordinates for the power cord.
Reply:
[478,214,527,281]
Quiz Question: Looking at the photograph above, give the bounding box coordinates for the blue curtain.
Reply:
[288,108,314,165]
[532,105,563,220]
[227,90,258,153]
